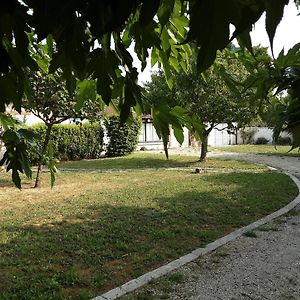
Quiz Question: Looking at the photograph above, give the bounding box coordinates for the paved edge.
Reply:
[91,170,300,300]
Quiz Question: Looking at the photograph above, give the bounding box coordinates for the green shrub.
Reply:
[255,137,269,145]
[28,123,104,163]
[104,116,141,157]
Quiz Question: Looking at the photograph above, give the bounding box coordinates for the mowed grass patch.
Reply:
[214,145,300,157]
[0,159,298,299]
[58,152,265,171]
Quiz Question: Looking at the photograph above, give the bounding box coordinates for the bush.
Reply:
[276,136,292,145]
[29,123,104,163]
[255,137,269,145]
[104,116,141,157]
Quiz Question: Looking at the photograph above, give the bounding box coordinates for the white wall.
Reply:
[137,123,190,150]
[169,127,189,148]
[14,111,78,126]
[208,124,236,146]
[14,113,43,126]
[237,127,292,144]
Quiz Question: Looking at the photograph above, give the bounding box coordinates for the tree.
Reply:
[145,49,261,160]
[25,71,102,188]
[0,0,298,185]
[24,38,103,188]
[236,42,300,149]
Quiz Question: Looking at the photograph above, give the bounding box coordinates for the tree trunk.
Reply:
[34,124,53,188]
[200,133,208,161]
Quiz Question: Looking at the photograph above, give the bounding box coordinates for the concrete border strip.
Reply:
[92,171,300,300]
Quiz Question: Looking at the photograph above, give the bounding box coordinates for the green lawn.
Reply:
[58,152,265,171]
[214,145,300,157]
[0,154,298,300]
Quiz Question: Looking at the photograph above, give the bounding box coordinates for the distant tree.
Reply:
[24,39,103,187]
[237,43,300,149]
[145,49,261,160]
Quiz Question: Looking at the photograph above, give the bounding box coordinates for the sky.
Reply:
[137,2,300,85]
[251,1,300,56]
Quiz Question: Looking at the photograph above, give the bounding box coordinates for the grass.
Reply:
[0,154,298,300]
[242,231,258,238]
[214,145,300,157]
[58,152,266,171]
[123,272,185,300]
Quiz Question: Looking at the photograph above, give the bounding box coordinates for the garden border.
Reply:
[92,169,300,300]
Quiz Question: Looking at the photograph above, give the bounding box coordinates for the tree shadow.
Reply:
[59,155,200,171]
[0,172,295,299]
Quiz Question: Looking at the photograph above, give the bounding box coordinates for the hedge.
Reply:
[105,116,141,157]
[29,123,104,163]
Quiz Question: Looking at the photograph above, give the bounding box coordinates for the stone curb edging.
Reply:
[91,171,300,300]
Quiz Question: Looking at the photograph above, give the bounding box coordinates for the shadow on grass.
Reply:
[58,155,200,170]
[0,172,296,300]
[0,177,16,188]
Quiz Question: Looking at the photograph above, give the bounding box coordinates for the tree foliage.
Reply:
[104,116,141,157]
[0,113,35,188]
[0,0,293,114]
[29,123,104,163]
[145,48,261,159]
[237,42,300,149]
[0,0,299,185]
[22,38,104,187]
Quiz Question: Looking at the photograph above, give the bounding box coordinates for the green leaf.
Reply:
[0,113,22,130]
[236,29,253,54]
[159,50,173,88]
[158,0,175,29]
[265,0,288,56]
[97,75,112,105]
[114,34,133,69]
[161,28,171,51]
[47,141,58,188]
[172,125,184,144]
[152,107,170,159]
[139,0,160,26]
[75,79,97,110]
[186,1,232,72]
[12,169,21,189]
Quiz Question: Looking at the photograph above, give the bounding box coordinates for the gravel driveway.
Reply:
[128,151,300,300]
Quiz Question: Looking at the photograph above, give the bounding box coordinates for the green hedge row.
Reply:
[28,116,141,162]
[29,123,104,162]
[104,116,141,157]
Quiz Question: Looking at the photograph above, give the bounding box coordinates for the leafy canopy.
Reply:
[144,47,263,159]
[0,0,291,116]
[0,0,298,185]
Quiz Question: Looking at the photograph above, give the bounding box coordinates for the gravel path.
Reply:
[129,151,300,300]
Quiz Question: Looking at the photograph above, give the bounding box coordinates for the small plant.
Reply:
[255,137,269,145]
[166,272,184,284]
[258,225,279,232]
[140,146,148,151]
[243,230,257,238]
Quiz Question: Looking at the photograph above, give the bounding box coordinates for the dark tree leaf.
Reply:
[139,0,160,26]
[157,0,175,29]
[265,0,288,56]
